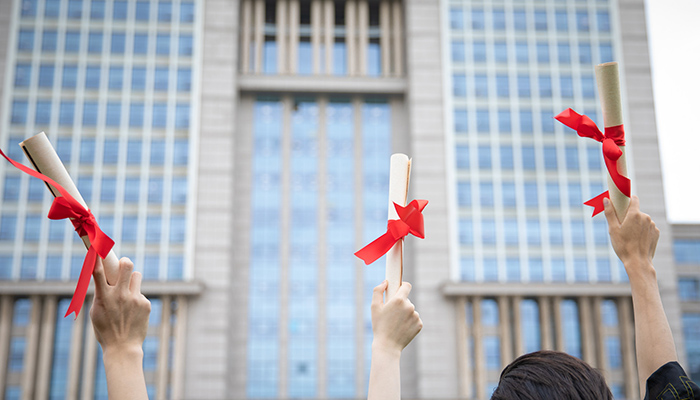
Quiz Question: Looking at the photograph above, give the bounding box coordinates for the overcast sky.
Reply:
[645,0,700,223]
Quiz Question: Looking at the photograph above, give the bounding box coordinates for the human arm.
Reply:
[367,281,423,400]
[604,196,677,398]
[90,257,151,400]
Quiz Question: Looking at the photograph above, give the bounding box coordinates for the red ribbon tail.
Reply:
[354,232,399,265]
[584,191,610,217]
[64,247,98,319]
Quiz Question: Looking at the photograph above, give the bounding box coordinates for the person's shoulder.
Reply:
[644,361,700,400]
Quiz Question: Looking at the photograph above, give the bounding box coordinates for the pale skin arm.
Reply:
[90,257,151,400]
[368,281,423,400]
[604,196,677,398]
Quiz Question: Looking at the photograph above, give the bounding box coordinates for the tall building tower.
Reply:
[0,0,693,399]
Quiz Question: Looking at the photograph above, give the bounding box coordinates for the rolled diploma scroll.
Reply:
[20,132,120,285]
[595,62,629,222]
[385,154,411,299]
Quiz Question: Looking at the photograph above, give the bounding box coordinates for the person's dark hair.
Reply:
[490,350,613,400]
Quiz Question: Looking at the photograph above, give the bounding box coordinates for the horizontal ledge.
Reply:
[0,280,205,296]
[441,281,632,297]
[238,74,408,94]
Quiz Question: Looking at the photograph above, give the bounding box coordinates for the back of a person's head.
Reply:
[490,350,613,400]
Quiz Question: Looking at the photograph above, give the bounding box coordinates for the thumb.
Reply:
[372,281,388,308]
[603,197,619,229]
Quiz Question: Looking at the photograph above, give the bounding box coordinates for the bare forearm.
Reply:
[628,262,677,397]
[368,342,401,400]
[103,346,149,400]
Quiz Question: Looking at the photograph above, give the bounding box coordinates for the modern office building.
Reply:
[0,0,694,399]
[673,224,700,382]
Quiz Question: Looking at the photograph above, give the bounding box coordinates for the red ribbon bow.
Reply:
[0,148,114,319]
[555,108,631,216]
[354,199,428,265]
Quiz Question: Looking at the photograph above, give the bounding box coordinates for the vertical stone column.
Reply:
[35,296,57,400]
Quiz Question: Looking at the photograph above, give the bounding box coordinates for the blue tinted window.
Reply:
[457,182,471,206]
[42,30,58,51]
[477,110,489,133]
[101,177,116,202]
[150,140,165,165]
[496,75,509,97]
[493,9,505,29]
[80,139,95,163]
[62,65,78,88]
[552,258,566,281]
[498,110,511,134]
[122,216,138,243]
[127,139,142,164]
[472,9,485,30]
[35,100,52,125]
[565,146,579,170]
[482,219,496,245]
[108,66,123,89]
[0,215,17,240]
[500,146,513,169]
[579,43,592,64]
[67,0,82,18]
[504,219,518,245]
[516,42,528,63]
[154,67,168,91]
[181,2,195,22]
[597,11,610,31]
[175,104,190,129]
[85,65,101,89]
[502,182,516,206]
[597,258,611,282]
[674,240,700,264]
[478,146,491,169]
[531,259,544,282]
[174,139,189,164]
[527,219,540,245]
[179,34,193,56]
[494,42,507,63]
[521,300,541,352]
[587,146,602,170]
[517,75,530,97]
[455,145,469,169]
[558,43,570,63]
[541,110,554,132]
[129,103,144,127]
[156,34,170,55]
[539,75,552,97]
[483,258,498,281]
[451,41,465,62]
[65,31,81,52]
[451,7,465,29]
[91,0,105,19]
[560,75,574,98]
[475,74,488,97]
[106,102,121,126]
[88,32,103,53]
[453,74,466,97]
[135,1,150,20]
[103,139,118,164]
[177,68,191,91]
[9,337,26,371]
[568,183,582,206]
[480,183,494,207]
[146,216,161,242]
[546,183,560,207]
[38,64,55,87]
[556,10,568,31]
[459,219,473,245]
[461,257,474,281]
[22,0,37,17]
[561,300,582,357]
[11,101,28,124]
[506,258,520,281]
[549,219,564,245]
[152,103,168,128]
[522,146,536,170]
[264,39,277,74]
[536,43,549,63]
[158,1,172,21]
[133,34,148,54]
[543,146,557,169]
[44,0,61,18]
[600,43,614,63]
[83,102,98,126]
[520,110,533,134]
[576,10,589,31]
[571,220,585,245]
[582,75,596,98]
[679,278,700,301]
[111,33,126,53]
[514,9,527,30]
[170,215,186,242]
[473,41,486,63]
[132,67,146,90]
[534,10,547,31]
[18,30,34,51]
[4,177,21,201]
[113,1,128,20]
[454,109,467,132]
[606,337,622,369]
[172,177,187,204]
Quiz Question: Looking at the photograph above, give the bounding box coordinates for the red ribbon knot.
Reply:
[355,199,428,265]
[0,148,114,318]
[555,108,630,216]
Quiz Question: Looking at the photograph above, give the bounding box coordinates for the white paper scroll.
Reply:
[21,132,120,284]
[595,62,630,222]
[385,153,411,299]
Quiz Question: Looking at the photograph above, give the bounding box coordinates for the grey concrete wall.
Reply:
[0,0,15,126]
[617,0,687,365]
[185,0,240,398]
[404,0,460,398]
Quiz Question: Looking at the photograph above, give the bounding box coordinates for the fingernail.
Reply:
[603,198,610,206]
